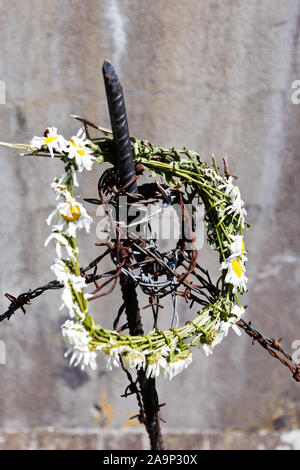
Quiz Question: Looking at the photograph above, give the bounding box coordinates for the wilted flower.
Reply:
[144,346,170,379]
[163,349,193,380]
[44,232,76,259]
[51,259,84,286]
[102,343,131,371]
[30,127,68,157]
[228,234,247,261]
[62,320,97,370]
[47,199,92,238]
[121,349,147,371]
[221,257,248,293]
[219,176,247,228]
[67,128,95,171]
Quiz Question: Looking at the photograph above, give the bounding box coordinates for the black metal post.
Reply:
[102,60,137,195]
[102,60,164,450]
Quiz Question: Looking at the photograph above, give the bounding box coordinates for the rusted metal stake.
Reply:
[102,60,165,450]
[102,60,137,194]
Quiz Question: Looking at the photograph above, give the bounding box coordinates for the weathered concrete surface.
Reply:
[1,427,300,450]
[0,0,300,449]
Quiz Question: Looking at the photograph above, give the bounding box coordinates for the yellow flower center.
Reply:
[44,136,58,144]
[61,204,81,222]
[241,240,245,253]
[70,139,85,156]
[71,139,82,147]
[232,259,242,278]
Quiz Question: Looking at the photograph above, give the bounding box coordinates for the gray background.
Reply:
[0,0,300,450]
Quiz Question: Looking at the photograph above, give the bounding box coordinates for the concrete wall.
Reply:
[0,0,300,449]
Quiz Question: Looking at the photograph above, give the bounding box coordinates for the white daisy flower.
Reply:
[198,322,224,357]
[51,180,67,200]
[60,284,76,317]
[231,304,245,321]
[199,342,214,356]
[220,305,245,336]
[68,128,95,172]
[228,234,247,261]
[203,167,223,183]
[225,318,241,336]
[61,320,97,370]
[199,320,232,357]
[221,257,248,293]
[54,264,86,292]
[121,349,147,371]
[52,262,86,319]
[198,305,244,357]
[61,291,85,320]
[50,179,73,201]
[47,199,93,238]
[62,320,89,348]
[198,339,219,357]
[69,348,98,370]
[144,346,170,379]
[215,305,245,340]
[219,176,247,228]
[30,127,68,158]
[102,343,131,371]
[51,259,71,284]
[163,349,192,380]
[218,318,239,337]
[45,232,76,259]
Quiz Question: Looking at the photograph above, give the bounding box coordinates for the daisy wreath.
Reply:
[2,125,249,380]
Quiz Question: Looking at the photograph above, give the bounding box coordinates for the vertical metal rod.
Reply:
[102,60,137,195]
[102,60,164,450]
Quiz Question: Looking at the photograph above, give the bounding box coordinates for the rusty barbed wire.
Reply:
[1,166,299,382]
[1,170,299,382]
[2,268,299,382]
[237,319,300,382]
[1,281,62,321]
[1,112,299,453]
[0,250,115,322]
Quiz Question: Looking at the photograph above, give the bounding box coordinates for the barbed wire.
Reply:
[237,319,300,382]
[1,158,299,389]
[1,265,299,382]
